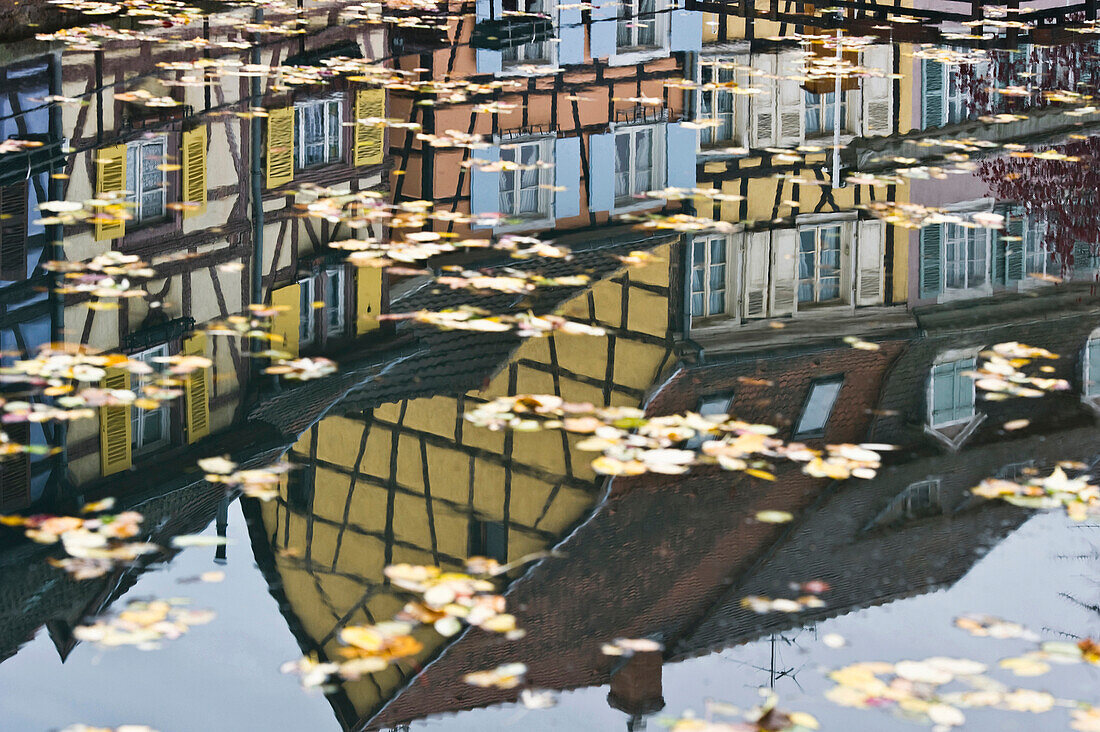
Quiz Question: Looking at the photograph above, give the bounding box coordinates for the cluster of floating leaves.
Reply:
[863,201,1005,231]
[663,692,820,732]
[73,598,215,650]
[829,616,1100,727]
[464,395,885,480]
[264,356,338,381]
[44,250,155,300]
[434,268,589,294]
[60,726,159,732]
[284,557,527,689]
[197,457,292,502]
[967,342,1069,399]
[742,581,830,614]
[0,501,159,580]
[972,465,1100,520]
[381,308,607,337]
[330,232,571,268]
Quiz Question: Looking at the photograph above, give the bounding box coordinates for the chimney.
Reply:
[607,649,664,720]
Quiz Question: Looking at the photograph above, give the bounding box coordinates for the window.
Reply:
[699,59,736,146]
[295,98,343,169]
[691,236,727,318]
[1022,216,1052,277]
[131,344,170,454]
[614,126,658,206]
[617,0,657,49]
[124,137,167,224]
[903,480,942,518]
[325,266,346,335]
[499,140,550,219]
[793,377,843,437]
[798,225,842,305]
[804,91,847,135]
[929,358,976,426]
[468,518,507,562]
[686,392,733,448]
[943,223,989,292]
[1084,336,1100,398]
[299,277,317,348]
[501,0,549,64]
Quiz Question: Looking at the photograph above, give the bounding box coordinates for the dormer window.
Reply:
[929,357,976,427]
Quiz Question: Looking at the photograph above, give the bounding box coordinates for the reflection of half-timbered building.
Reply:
[0,5,390,507]
[388,0,700,238]
[683,18,914,352]
[244,230,682,728]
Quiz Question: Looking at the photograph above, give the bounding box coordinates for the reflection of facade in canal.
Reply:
[244,230,681,728]
[684,20,914,352]
[0,8,388,511]
[361,293,1100,731]
[389,0,700,237]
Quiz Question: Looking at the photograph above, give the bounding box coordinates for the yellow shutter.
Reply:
[266,107,295,189]
[354,89,385,166]
[356,267,382,335]
[94,144,127,241]
[99,367,132,476]
[183,332,210,444]
[271,283,301,357]
[181,125,208,218]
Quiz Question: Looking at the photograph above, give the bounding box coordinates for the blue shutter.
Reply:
[558,3,584,65]
[590,0,617,59]
[554,136,581,219]
[665,122,697,190]
[922,59,945,129]
[1006,215,1025,282]
[470,144,501,229]
[476,0,502,74]
[670,8,702,52]
[919,223,942,298]
[588,132,615,213]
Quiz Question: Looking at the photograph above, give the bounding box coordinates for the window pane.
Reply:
[125,146,139,201]
[710,238,726,264]
[143,409,163,444]
[709,263,725,291]
[795,380,843,435]
[708,290,725,315]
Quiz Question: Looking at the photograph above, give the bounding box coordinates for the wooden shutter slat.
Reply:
[266,107,296,189]
[183,332,210,443]
[100,368,132,476]
[354,89,385,167]
[181,125,208,218]
[0,181,28,281]
[94,144,127,241]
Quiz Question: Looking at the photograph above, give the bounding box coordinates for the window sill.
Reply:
[493,214,555,233]
[608,47,670,67]
[611,198,663,216]
[119,217,184,254]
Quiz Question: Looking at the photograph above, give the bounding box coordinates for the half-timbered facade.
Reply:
[245,230,681,728]
[0,4,389,506]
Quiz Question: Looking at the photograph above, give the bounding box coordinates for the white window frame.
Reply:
[803,90,849,137]
[1019,214,1054,286]
[928,356,977,428]
[299,276,317,347]
[497,137,553,223]
[1084,333,1100,398]
[130,343,171,455]
[609,0,669,66]
[797,223,846,307]
[325,266,346,336]
[698,57,739,147]
[294,96,344,170]
[690,234,730,319]
[611,123,664,213]
[942,223,992,298]
[125,136,168,224]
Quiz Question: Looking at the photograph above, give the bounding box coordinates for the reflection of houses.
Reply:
[684,26,913,350]
[242,229,682,729]
[389,0,699,238]
[364,301,1100,729]
[0,9,389,510]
